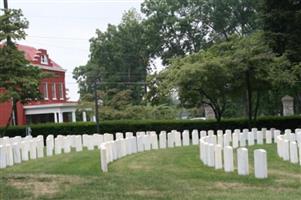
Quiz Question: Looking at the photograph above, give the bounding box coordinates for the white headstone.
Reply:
[150,133,158,150]
[224,146,234,172]
[214,145,223,169]
[223,134,230,147]
[12,143,21,164]
[254,149,268,179]
[174,131,182,147]
[20,141,29,161]
[37,139,44,158]
[29,140,37,159]
[0,145,7,168]
[125,132,133,138]
[265,130,272,144]
[100,146,108,172]
[116,132,124,140]
[54,138,62,155]
[159,131,167,149]
[143,135,151,151]
[104,133,114,142]
[283,139,290,161]
[75,135,83,152]
[192,129,199,145]
[232,132,239,148]
[6,144,14,166]
[290,141,298,164]
[200,131,207,138]
[257,131,263,144]
[248,132,255,146]
[208,144,215,167]
[167,132,175,148]
[137,136,144,152]
[182,130,190,146]
[237,148,249,176]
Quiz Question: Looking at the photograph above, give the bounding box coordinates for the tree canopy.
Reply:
[263,0,301,63]
[161,32,296,122]
[73,9,151,105]
[141,0,261,64]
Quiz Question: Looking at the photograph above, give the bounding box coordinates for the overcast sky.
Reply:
[1,0,148,101]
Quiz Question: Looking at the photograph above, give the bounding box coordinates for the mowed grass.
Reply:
[1,144,301,200]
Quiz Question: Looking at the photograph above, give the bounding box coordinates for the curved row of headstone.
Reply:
[199,128,281,179]
[0,133,116,169]
[0,128,291,173]
[276,129,301,164]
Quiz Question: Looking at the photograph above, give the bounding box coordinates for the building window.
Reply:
[41,55,48,65]
[52,83,56,99]
[58,83,64,100]
[43,83,48,100]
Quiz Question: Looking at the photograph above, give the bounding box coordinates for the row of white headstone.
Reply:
[199,135,268,179]
[199,128,282,179]
[99,128,278,173]
[1,128,298,172]
[0,135,44,169]
[0,133,117,169]
[276,129,301,164]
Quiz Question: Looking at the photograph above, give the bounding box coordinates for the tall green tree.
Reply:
[0,9,42,132]
[74,9,151,105]
[141,0,260,64]
[161,43,235,122]
[161,32,296,123]
[263,0,301,63]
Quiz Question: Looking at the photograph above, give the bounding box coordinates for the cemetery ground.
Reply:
[1,144,301,200]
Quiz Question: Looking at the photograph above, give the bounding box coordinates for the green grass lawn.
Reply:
[1,144,301,200]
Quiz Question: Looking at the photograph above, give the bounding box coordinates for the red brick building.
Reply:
[0,44,89,126]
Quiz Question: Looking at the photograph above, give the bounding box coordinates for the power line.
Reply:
[27,35,90,41]
[28,41,89,52]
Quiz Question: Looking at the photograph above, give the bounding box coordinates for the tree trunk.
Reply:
[12,98,18,126]
[245,70,252,127]
[254,91,260,121]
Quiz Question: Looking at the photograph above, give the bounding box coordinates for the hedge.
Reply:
[1,115,301,138]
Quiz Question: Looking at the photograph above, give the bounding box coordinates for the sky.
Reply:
[0,0,149,101]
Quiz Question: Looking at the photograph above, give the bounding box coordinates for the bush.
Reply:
[1,115,301,138]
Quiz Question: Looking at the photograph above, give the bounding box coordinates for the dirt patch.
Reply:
[212,182,256,190]
[269,169,301,179]
[131,189,163,198]
[7,174,86,199]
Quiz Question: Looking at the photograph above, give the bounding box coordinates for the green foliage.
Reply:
[141,0,260,64]
[0,45,42,103]
[161,32,296,122]
[99,105,179,121]
[0,9,28,42]
[144,73,173,105]
[3,116,301,138]
[263,0,301,63]
[73,9,150,105]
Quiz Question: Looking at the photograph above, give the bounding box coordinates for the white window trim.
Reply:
[52,83,57,100]
[58,83,64,100]
[44,83,48,100]
[41,55,48,65]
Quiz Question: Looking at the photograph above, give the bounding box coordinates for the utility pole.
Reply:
[94,79,100,133]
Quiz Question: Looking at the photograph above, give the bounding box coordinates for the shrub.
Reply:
[1,115,301,138]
